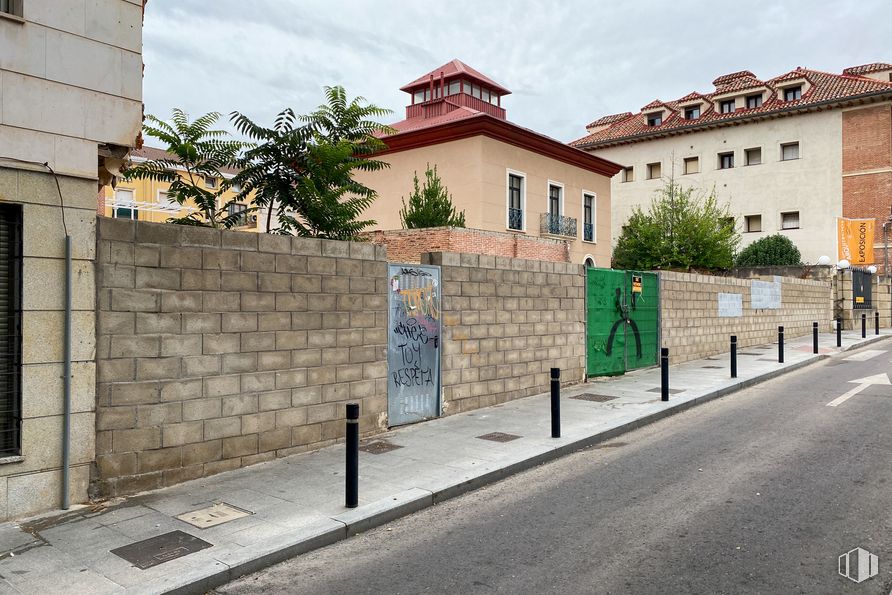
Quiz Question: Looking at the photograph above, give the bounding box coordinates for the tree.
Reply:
[399,165,466,229]
[612,179,739,271]
[735,234,802,266]
[125,109,249,228]
[230,86,393,239]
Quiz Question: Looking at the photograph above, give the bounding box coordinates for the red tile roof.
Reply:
[388,106,484,133]
[571,65,892,149]
[399,59,511,95]
[842,63,892,76]
[586,112,633,129]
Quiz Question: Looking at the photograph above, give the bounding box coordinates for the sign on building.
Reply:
[838,218,875,265]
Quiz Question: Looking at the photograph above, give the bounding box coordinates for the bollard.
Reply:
[730,335,737,379]
[345,402,359,508]
[813,321,819,354]
[876,311,880,335]
[550,367,561,438]
[836,317,842,347]
[660,348,669,402]
[778,326,784,364]
[862,313,866,338]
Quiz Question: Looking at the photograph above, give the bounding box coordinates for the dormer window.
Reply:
[647,114,662,126]
[684,106,700,120]
[719,100,735,114]
[783,86,802,101]
[746,94,763,108]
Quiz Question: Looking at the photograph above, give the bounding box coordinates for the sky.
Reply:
[142,0,892,144]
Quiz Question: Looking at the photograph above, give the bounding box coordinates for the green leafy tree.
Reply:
[230,86,392,239]
[735,233,802,266]
[125,109,249,228]
[399,165,466,229]
[612,179,739,271]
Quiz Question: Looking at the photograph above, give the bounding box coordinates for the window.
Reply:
[781,142,799,161]
[548,184,562,216]
[719,100,735,114]
[229,180,242,194]
[413,90,424,104]
[683,156,699,175]
[745,215,761,233]
[781,211,800,230]
[745,147,762,165]
[157,190,178,211]
[204,176,217,189]
[482,89,490,103]
[746,94,763,108]
[463,81,472,95]
[583,193,595,242]
[0,204,21,456]
[646,162,661,179]
[647,114,662,126]
[0,0,22,17]
[507,173,524,231]
[448,81,460,96]
[113,189,138,220]
[783,86,802,101]
[718,152,734,169]
[720,217,735,231]
[227,203,248,226]
[472,85,481,99]
[622,166,634,182]
[684,106,700,120]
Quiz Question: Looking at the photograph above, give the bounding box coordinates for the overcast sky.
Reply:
[142,0,891,143]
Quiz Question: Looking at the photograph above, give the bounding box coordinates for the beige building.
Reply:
[0,1,144,518]
[357,60,622,266]
[571,64,892,266]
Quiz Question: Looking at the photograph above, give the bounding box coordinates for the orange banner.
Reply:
[837,218,875,265]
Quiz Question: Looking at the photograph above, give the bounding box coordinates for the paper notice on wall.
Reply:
[751,277,781,309]
[718,293,743,317]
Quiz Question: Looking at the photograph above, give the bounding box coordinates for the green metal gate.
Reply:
[585,268,659,377]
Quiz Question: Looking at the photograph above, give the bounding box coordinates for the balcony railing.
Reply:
[508,208,523,231]
[583,223,594,242]
[540,212,577,238]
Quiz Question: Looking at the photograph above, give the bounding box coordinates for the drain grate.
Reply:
[359,440,404,455]
[647,387,685,395]
[570,393,618,403]
[110,530,212,570]
[176,502,252,529]
[477,432,521,443]
[701,365,723,369]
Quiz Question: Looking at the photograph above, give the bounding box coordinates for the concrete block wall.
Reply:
[833,270,891,330]
[425,251,584,414]
[94,218,389,497]
[660,271,832,364]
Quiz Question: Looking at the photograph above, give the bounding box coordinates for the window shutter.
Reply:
[0,205,22,455]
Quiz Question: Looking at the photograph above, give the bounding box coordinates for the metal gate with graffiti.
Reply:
[387,264,441,426]
[586,268,659,377]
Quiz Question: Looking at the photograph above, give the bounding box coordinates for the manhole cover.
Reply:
[359,440,403,454]
[110,530,212,570]
[701,365,723,369]
[647,387,685,395]
[477,432,521,443]
[570,393,618,403]
[176,502,252,529]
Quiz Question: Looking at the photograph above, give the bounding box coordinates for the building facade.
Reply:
[356,60,622,266]
[571,63,892,267]
[0,1,144,518]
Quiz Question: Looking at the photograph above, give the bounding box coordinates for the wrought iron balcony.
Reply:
[540,212,577,238]
[583,223,594,242]
[508,207,523,231]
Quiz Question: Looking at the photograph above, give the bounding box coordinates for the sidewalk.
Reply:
[0,329,889,594]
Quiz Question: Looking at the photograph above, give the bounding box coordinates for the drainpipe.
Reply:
[62,234,71,509]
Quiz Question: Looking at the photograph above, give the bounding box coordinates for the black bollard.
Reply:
[345,402,359,508]
[550,367,560,438]
[862,313,866,338]
[813,321,819,354]
[730,335,737,379]
[836,317,842,347]
[876,311,880,335]
[660,348,669,402]
[778,326,784,364]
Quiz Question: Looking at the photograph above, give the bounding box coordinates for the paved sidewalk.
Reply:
[0,329,889,594]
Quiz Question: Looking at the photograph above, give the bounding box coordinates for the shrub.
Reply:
[735,234,802,266]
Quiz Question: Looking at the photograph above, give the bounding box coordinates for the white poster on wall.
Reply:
[718,293,743,317]
[751,277,782,309]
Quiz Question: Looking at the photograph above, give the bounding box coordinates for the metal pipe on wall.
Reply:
[62,235,71,509]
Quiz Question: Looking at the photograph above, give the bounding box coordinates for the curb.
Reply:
[167,335,891,594]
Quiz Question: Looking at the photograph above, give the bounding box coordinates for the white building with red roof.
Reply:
[572,63,892,267]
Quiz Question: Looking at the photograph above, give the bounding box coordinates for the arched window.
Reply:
[584,256,595,268]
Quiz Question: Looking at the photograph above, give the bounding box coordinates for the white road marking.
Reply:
[843,349,886,362]
[827,373,892,407]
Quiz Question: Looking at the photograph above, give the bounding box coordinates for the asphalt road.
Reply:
[218,345,892,595]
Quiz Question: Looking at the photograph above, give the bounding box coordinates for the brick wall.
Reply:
[366,227,569,264]
[842,104,892,228]
[425,252,584,414]
[94,219,389,496]
[660,271,832,364]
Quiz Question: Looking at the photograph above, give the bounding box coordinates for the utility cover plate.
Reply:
[359,440,403,455]
[176,502,252,529]
[477,432,521,443]
[570,393,618,403]
[110,530,212,570]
